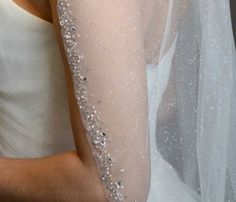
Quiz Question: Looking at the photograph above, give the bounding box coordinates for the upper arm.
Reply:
[50,0,150,201]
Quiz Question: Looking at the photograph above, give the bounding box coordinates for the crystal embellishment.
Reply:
[57,0,126,201]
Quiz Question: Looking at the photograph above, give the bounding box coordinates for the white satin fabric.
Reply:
[0,1,236,202]
[0,1,178,201]
[0,0,75,158]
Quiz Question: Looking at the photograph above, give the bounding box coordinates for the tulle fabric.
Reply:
[153,0,236,201]
[56,0,236,201]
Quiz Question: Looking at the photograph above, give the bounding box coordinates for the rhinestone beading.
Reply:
[57,0,126,201]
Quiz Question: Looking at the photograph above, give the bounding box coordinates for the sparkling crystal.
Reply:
[57,1,126,201]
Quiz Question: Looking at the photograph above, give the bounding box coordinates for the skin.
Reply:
[12,0,53,23]
[1,0,173,200]
[0,1,107,201]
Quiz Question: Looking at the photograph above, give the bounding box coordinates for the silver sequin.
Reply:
[57,0,126,201]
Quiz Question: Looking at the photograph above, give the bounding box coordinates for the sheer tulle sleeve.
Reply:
[56,0,150,201]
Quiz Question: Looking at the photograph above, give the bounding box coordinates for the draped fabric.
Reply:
[0,0,234,201]
[230,0,236,42]
[56,0,236,201]
[0,0,76,158]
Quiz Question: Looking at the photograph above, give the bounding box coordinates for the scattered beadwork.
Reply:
[57,0,126,201]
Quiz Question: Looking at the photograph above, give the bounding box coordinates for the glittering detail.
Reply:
[57,0,126,201]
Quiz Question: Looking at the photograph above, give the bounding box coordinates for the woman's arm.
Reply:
[50,0,150,201]
[0,151,105,202]
[0,0,150,201]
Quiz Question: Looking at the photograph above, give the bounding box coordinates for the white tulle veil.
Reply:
[154,0,236,201]
[57,0,236,201]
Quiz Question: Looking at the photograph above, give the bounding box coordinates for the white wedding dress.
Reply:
[1,0,236,202]
[0,0,76,158]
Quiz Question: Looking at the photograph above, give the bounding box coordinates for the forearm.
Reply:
[0,151,105,202]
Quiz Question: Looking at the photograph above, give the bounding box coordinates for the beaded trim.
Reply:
[57,0,126,201]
